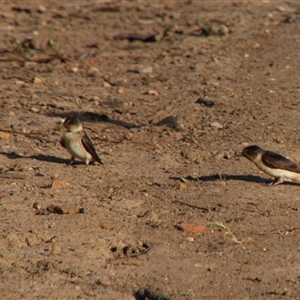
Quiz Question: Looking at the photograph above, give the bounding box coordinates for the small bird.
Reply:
[242,145,300,186]
[60,117,103,165]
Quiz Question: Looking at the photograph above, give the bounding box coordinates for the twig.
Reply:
[229,254,246,300]
[172,200,209,212]
[0,129,54,143]
[0,54,63,63]
[0,173,26,179]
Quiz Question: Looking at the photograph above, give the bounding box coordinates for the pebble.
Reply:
[124,132,135,141]
[196,97,215,107]
[30,107,39,113]
[187,237,194,242]
[204,80,220,87]
[37,5,46,13]
[147,90,158,96]
[117,87,125,94]
[155,115,182,130]
[128,66,153,74]
[210,121,223,129]
[213,151,227,159]
[33,202,41,210]
[51,179,68,189]
[175,182,187,190]
[91,96,99,102]
[181,149,192,159]
[33,77,42,84]
[103,81,112,88]
[71,67,78,73]
[0,131,10,139]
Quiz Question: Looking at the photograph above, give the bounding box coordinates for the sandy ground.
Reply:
[2,1,300,299]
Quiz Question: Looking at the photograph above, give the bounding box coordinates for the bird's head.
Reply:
[63,117,83,132]
[242,145,265,162]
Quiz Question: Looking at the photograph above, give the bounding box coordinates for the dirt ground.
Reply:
[2,0,300,299]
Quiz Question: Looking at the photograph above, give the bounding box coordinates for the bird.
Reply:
[60,117,103,165]
[242,145,300,186]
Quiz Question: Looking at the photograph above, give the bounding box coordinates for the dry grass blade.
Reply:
[208,221,241,244]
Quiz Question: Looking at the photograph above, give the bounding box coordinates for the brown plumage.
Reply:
[60,117,103,165]
[242,145,300,185]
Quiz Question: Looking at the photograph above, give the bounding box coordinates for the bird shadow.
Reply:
[172,173,300,186]
[29,154,75,164]
[0,151,83,165]
[198,174,271,184]
[45,111,141,129]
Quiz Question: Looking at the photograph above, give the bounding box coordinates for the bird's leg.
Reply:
[269,177,284,186]
[84,160,91,173]
[69,156,75,165]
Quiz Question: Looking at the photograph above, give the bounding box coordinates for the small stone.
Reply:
[30,107,39,113]
[175,223,206,233]
[204,80,219,87]
[51,179,68,189]
[22,127,28,133]
[117,87,125,94]
[46,39,55,47]
[213,151,227,159]
[252,42,260,49]
[187,237,194,242]
[33,77,42,84]
[218,24,229,36]
[155,115,179,129]
[175,182,187,190]
[202,24,229,36]
[196,97,215,107]
[139,66,153,73]
[103,81,112,88]
[273,137,283,144]
[37,5,46,13]
[91,96,99,102]
[124,132,135,141]
[16,80,26,86]
[210,121,223,129]
[128,66,153,74]
[0,131,10,139]
[33,202,41,210]
[71,67,78,73]
[147,90,158,96]
[181,149,192,159]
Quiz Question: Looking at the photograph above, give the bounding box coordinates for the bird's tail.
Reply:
[96,155,104,165]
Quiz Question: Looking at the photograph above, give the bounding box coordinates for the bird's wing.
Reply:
[262,151,300,173]
[60,136,66,149]
[81,132,103,164]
